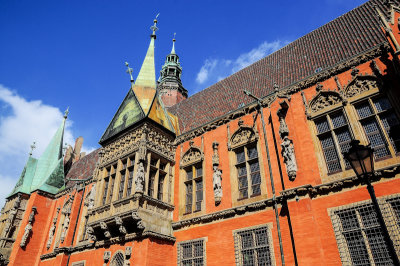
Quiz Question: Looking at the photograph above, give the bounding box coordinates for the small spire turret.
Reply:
[29,141,36,157]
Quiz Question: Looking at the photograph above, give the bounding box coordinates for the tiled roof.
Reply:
[65,148,100,188]
[169,0,390,134]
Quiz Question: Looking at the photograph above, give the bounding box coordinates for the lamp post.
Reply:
[243,90,285,265]
[343,140,400,265]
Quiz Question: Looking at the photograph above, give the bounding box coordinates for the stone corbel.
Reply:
[100,222,111,239]
[86,226,96,242]
[131,212,145,231]
[20,206,37,248]
[115,216,127,235]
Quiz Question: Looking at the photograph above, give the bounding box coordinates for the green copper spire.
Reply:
[29,109,67,194]
[135,15,159,88]
[8,142,38,197]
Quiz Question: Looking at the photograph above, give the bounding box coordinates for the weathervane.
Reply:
[64,107,69,119]
[125,62,134,83]
[150,13,160,35]
[29,141,36,156]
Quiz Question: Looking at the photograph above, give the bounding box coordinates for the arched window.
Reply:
[110,251,125,266]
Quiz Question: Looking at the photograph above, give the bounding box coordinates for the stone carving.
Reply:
[132,212,145,230]
[180,141,203,168]
[134,161,145,193]
[281,136,298,180]
[277,101,298,181]
[309,90,342,113]
[229,120,257,150]
[344,75,380,98]
[86,226,96,242]
[60,215,70,243]
[115,216,127,235]
[46,207,60,249]
[20,207,36,248]
[213,166,223,205]
[100,222,111,238]
[84,184,96,210]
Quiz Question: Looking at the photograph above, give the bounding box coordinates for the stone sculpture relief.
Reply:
[132,212,145,230]
[46,207,60,249]
[211,142,222,205]
[86,226,96,242]
[103,251,111,266]
[134,161,145,193]
[278,101,298,181]
[181,141,203,168]
[115,216,127,235]
[60,215,70,243]
[20,207,36,248]
[100,222,111,238]
[85,184,96,210]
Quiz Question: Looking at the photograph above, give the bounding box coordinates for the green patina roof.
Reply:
[29,117,66,194]
[8,156,38,197]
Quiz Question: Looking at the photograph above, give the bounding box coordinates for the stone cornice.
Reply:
[174,42,390,145]
[172,163,400,230]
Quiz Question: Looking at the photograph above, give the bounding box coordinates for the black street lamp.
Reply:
[343,140,400,265]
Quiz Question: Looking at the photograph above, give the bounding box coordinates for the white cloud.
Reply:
[196,59,218,84]
[195,40,289,89]
[0,84,94,207]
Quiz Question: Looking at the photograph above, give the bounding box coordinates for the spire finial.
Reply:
[150,13,159,37]
[64,107,69,119]
[171,33,176,54]
[29,141,36,156]
[125,62,134,83]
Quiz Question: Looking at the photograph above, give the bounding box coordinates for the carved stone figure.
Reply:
[60,215,70,243]
[20,222,32,247]
[103,251,111,266]
[212,166,223,204]
[115,216,127,235]
[132,212,145,230]
[46,224,56,249]
[100,222,111,238]
[281,136,298,180]
[86,226,96,241]
[85,184,96,210]
[134,161,145,193]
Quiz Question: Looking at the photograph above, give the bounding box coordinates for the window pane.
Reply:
[236,227,272,266]
[315,118,330,134]
[238,165,247,176]
[320,135,341,173]
[195,179,203,211]
[180,240,204,266]
[373,97,391,112]
[380,112,400,153]
[185,183,192,213]
[343,231,370,265]
[186,169,193,181]
[196,166,203,178]
[331,112,347,128]
[356,102,373,119]
[126,171,133,196]
[364,228,392,265]
[361,119,389,158]
[236,148,246,164]
[335,128,352,168]
[247,146,258,160]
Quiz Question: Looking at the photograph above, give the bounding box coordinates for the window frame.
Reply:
[184,163,203,214]
[329,194,400,265]
[177,237,207,266]
[232,223,276,266]
[234,143,262,200]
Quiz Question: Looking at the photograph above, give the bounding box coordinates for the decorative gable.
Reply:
[309,90,343,113]
[229,120,258,150]
[180,141,203,168]
[344,75,381,98]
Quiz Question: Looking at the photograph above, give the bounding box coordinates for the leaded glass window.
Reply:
[102,167,110,205]
[178,239,205,266]
[331,195,400,265]
[315,110,352,174]
[234,225,274,266]
[184,164,203,214]
[126,156,135,196]
[110,251,125,266]
[235,144,261,199]
[355,96,400,159]
[118,159,127,199]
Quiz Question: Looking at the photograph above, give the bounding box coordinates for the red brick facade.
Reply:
[2,1,400,265]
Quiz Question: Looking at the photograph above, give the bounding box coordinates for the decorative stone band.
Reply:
[174,42,390,145]
[173,163,400,230]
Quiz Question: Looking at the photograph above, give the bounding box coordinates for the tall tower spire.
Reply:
[135,14,159,88]
[157,34,188,107]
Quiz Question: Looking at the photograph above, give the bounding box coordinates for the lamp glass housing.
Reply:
[343,140,374,177]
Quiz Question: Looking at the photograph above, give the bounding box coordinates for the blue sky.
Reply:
[0,0,367,205]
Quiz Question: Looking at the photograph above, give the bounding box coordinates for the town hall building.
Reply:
[1,0,400,265]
